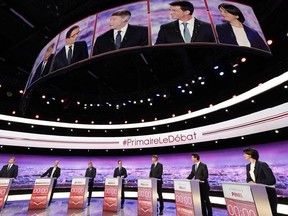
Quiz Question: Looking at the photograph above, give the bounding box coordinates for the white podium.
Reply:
[68,177,89,209]
[173,179,202,216]
[28,178,54,209]
[0,178,13,210]
[137,178,158,216]
[103,177,122,212]
[222,182,273,216]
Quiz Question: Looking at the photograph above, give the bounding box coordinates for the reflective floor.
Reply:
[1,198,228,216]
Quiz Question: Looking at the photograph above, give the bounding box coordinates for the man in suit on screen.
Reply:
[53,25,88,71]
[0,157,18,179]
[93,9,148,55]
[30,43,55,84]
[149,155,164,215]
[155,0,215,44]
[113,160,127,209]
[187,153,213,216]
[41,160,61,205]
[85,161,96,206]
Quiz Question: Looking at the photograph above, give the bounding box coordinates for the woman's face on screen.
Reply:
[219,7,239,23]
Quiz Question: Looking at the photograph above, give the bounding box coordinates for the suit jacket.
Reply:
[149,162,163,183]
[30,54,54,84]
[85,167,97,180]
[113,167,128,182]
[216,23,269,51]
[53,41,88,71]
[187,162,210,189]
[93,24,148,55]
[155,18,215,44]
[41,167,61,179]
[246,161,276,185]
[0,164,18,178]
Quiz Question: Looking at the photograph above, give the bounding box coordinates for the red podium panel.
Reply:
[28,178,54,210]
[68,177,89,209]
[0,178,12,210]
[137,178,157,216]
[103,178,122,212]
[222,182,273,216]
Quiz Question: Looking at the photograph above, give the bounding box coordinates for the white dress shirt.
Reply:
[231,25,251,47]
[114,24,129,42]
[179,17,195,42]
[249,163,256,182]
[65,44,74,59]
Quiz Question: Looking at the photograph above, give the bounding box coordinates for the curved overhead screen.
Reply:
[25,0,270,90]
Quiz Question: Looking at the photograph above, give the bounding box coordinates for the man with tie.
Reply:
[149,155,164,215]
[113,160,127,209]
[30,43,55,85]
[85,161,97,206]
[93,9,148,55]
[41,160,61,205]
[0,157,18,179]
[187,153,212,216]
[155,0,215,44]
[53,25,88,71]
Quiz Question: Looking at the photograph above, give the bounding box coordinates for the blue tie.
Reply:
[182,22,191,43]
[67,46,72,64]
[115,31,122,49]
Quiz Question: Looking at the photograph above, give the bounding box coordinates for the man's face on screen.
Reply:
[191,156,197,163]
[66,27,80,45]
[109,15,127,30]
[170,6,190,21]
[8,158,15,164]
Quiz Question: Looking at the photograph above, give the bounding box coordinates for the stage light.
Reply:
[267,40,273,45]
[69,149,71,151]
[84,107,87,109]
[70,129,73,132]
[57,118,60,121]
[240,57,246,62]
[8,122,11,125]
[90,104,93,107]
[232,95,237,98]
[123,103,126,106]
[167,125,169,127]
[109,121,112,124]
[42,95,46,99]
[203,116,206,119]
[137,129,139,131]
[31,125,34,128]
[225,109,229,112]
[52,97,56,100]
[0,146,2,148]
[149,103,153,106]
[154,118,157,121]
[191,80,195,84]
[232,69,237,73]
[122,149,125,151]
[163,94,167,98]
[46,101,50,104]
[153,127,156,130]
[215,141,218,143]
[173,146,175,148]
[91,121,94,124]
[87,150,90,152]
[77,101,80,105]
[84,104,87,106]
[50,149,53,151]
[177,85,182,89]
[191,144,194,146]
[185,83,189,87]
[105,130,107,133]
[120,130,123,132]
[27,147,30,150]
[75,120,78,123]
[275,130,279,133]
[35,115,39,119]
[106,150,108,152]
[251,99,255,103]
[140,148,142,151]
[12,111,16,115]
[189,91,192,94]
[147,98,151,101]
[214,66,219,69]
[184,121,187,124]
[141,119,145,122]
[52,127,55,130]
[156,94,160,97]
[198,76,202,80]
[172,114,175,117]
[97,104,100,107]
[219,71,224,76]
[88,130,90,133]
[284,85,288,89]
[116,104,120,109]
[61,99,65,103]
[133,101,137,104]
[125,121,128,124]
[209,104,213,107]
[181,89,185,93]
[201,81,205,85]
[19,90,24,94]
[241,136,245,139]
[140,99,144,103]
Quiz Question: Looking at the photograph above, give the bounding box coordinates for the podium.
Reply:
[68,177,89,209]
[103,178,122,212]
[0,178,12,210]
[173,179,202,216]
[28,178,54,209]
[222,182,273,216]
[137,178,158,216]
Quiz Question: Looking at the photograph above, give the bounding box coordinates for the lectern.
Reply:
[103,177,122,212]
[222,182,274,216]
[0,178,12,210]
[137,178,158,216]
[28,178,54,209]
[173,179,202,216]
[68,177,89,209]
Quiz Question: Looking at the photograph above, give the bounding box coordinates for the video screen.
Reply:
[25,0,270,91]
[1,140,287,197]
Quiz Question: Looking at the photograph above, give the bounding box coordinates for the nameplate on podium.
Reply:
[0,178,12,210]
[28,178,54,210]
[68,177,89,209]
[103,178,122,212]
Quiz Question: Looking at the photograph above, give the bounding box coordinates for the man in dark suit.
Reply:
[113,160,127,209]
[30,43,55,84]
[155,0,215,44]
[0,157,18,179]
[53,25,88,71]
[149,155,164,215]
[41,160,61,205]
[85,161,96,206]
[187,153,212,216]
[93,9,148,55]
[243,148,277,216]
